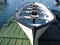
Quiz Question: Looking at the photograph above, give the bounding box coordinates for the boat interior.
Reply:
[16,2,55,28]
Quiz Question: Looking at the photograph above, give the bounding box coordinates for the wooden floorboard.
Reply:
[0,23,27,38]
[7,23,18,35]
[13,26,20,35]
[8,39,16,45]
[23,40,30,45]
[1,39,9,45]
[15,39,22,45]
[2,23,14,35]
[0,38,3,44]
[0,27,7,34]
[0,17,31,45]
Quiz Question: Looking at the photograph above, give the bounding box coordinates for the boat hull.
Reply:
[17,22,51,45]
[15,2,55,45]
[35,24,50,41]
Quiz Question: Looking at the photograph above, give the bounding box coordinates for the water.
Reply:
[0,0,59,27]
[0,0,41,27]
[0,0,23,27]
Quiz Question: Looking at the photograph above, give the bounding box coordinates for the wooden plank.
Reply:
[18,28,24,35]
[1,39,9,45]
[0,16,28,38]
[15,39,22,45]
[23,40,30,45]
[18,26,22,35]
[2,23,14,35]
[13,26,20,35]
[8,39,16,45]
[0,24,27,38]
[18,29,27,38]
[0,38,3,43]
[7,23,18,35]
[0,27,7,34]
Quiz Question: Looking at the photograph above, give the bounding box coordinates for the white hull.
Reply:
[17,22,50,45]
[15,2,55,45]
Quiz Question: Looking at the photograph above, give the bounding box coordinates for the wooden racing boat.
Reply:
[15,2,55,45]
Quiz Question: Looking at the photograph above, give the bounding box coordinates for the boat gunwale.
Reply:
[14,2,56,30]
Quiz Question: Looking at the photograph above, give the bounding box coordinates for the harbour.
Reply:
[0,0,60,45]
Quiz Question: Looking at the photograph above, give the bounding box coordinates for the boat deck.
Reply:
[0,17,31,45]
[0,10,60,45]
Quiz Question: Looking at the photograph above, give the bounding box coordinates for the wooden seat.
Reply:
[30,3,38,7]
